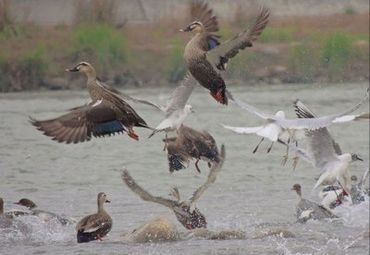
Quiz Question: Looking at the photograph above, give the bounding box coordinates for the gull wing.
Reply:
[230,96,273,120]
[222,124,264,134]
[277,91,369,130]
[206,6,269,70]
[121,169,177,209]
[294,99,342,155]
[189,145,225,205]
[163,73,196,116]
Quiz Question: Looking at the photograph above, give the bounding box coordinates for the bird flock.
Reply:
[1,0,369,244]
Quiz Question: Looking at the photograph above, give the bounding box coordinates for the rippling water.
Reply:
[0,83,369,255]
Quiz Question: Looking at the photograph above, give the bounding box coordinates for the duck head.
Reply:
[15,198,37,209]
[97,192,111,204]
[180,21,204,33]
[173,202,207,230]
[291,184,302,197]
[66,61,96,79]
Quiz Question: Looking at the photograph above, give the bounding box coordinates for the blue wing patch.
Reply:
[207,35,220,50]
[93,120,125,136]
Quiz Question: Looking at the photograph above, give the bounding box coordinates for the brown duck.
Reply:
[121,145,225,230]
[163,125,220,173]
[76,192,112,243]
[181,1,269,105]
[31,62,151,143]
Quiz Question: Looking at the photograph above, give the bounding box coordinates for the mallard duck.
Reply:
[76,192,112,243]
[121,145,225,230]
[163,125,220,173]
[8,198,72,225]
[291,184,337,223]
[181,1,270,104]
[31,62,151,143]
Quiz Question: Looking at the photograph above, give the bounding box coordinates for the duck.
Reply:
[291,184,337,223]
[163,125,220,173]
[76,192,112,243]
[8,198,72,225]
[121,145,225,230]
[31,62,151,143]
[180,1,269,104]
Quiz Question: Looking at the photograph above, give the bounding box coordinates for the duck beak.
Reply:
[179,26,191,32]
[65,66,79,72]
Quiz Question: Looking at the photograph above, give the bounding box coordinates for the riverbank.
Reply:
[0,11,368,92]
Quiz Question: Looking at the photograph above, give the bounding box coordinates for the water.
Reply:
[0,83,369,255]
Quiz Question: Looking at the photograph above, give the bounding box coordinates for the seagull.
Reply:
[121,73,196,143]
[290,99,365,196]
[224,90,368,165]
[350,169,369,204]
[291,184,337,223]
[121,145,225,230]
[163,125,221,173]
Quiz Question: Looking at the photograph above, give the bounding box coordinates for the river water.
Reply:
[0,83,369,255]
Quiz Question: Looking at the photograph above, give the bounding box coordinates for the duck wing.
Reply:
[31,100,130,143]
[206,6,269,71]
[121,170,177,209]
[76,212,111,233]
[189,145,225,205]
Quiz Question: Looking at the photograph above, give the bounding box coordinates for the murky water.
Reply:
[0,83,369,255]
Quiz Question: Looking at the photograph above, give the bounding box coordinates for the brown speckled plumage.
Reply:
[31,62,150,143]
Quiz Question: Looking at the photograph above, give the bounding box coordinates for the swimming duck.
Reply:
[76,192,112,243]
[9,198,72,225]
[31,62,151,143]
[291,184,337,223]
[163,125,220,173]
[121,145,225,230]
[180,1,269,104]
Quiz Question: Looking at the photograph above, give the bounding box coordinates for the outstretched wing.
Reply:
[207,6,269,70]
[294,99,343,155]
[190,0,219,33]
[189,145,225,204]
[163,73,196,115]
[31,100,127,144]
[121,169,177,209]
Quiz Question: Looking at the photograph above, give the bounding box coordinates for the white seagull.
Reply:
[223,90,368,165]
[120,73,196,143]
[289,99,365,197]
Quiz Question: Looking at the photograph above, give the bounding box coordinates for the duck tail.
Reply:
[210,88,227,105]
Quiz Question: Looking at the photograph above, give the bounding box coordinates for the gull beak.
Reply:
[105,199,111,203]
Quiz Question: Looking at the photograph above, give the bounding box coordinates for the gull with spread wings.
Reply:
[223,90,368,165]
[180,0,269,104]
[121,145,225,230]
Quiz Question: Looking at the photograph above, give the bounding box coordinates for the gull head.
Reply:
[351,153,363,162]
[275,110,286,118]
[184,104,195,114]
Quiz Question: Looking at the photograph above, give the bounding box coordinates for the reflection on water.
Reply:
[0,83,369,255]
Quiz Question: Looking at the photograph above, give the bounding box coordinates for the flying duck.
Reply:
[163,125,220,173]
[181,1,270,104]
[31,62,151,143]
[121,145,225,230]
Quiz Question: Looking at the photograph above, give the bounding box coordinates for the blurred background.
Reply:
[0,0,368,92]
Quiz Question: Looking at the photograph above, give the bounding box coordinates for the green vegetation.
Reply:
[71,23,127,76]
[166,38,186,83]
[259,27,296,43]
[320,33,352,78]
[289,43,318,83]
